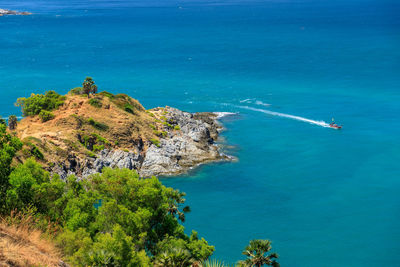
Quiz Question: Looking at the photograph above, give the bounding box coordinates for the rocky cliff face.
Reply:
[50,107,230,179]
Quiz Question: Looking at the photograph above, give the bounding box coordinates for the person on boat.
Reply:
[330,118,335,126]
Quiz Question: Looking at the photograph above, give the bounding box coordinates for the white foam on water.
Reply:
[240,99,271,107]
[214,112,238,119]
[238,105,330,128]
[255,100,271,107]
[239,98,252,103]
[1,116,22,120]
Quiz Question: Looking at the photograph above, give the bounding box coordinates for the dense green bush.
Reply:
[23,142,44,160]
[4,161,214,266]
[69,87,83,95]
[0,124,23,214]
[16,90,66,117]
[91,133,109,144]
[98,91,115,99]
[87,118,109,131]
[124,104,135,114]
[88,98,103,108]
[110,93,145,114]
[39,110,55,122]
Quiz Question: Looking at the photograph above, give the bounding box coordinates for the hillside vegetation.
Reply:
[0,79,279,266]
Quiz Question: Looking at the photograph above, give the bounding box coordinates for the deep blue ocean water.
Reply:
[1,0,399,266]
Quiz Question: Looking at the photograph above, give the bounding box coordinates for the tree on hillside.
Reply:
[166,189,191,222]
[0,124,22,214]
[239,239,279,267]
[82,77,98,97]
[8,115,17,130]
[0,119,6,125]
[15,91,65,117]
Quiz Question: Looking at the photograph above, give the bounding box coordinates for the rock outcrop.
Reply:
[14,91,233,179]
[51,107,230,179]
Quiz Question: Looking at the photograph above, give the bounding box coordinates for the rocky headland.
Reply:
[14,91,232,179]
[0,9,31,16]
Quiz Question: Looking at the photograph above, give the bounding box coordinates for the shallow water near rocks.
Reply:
[1,0,399,266]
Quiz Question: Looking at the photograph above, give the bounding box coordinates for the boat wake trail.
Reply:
[238,105,330,128]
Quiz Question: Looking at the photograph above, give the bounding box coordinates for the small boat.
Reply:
[329,123,342,129]
[329,118,342,129]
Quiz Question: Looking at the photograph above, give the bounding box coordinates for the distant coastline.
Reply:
[0,8,31,16]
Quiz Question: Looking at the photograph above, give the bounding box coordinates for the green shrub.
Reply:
[16,90,65,117]
[150,138,161,147]
[86,151,96,158]
[124,104,135,114]
[93,144,104,152]
[31,145,44,160]
[111,94,145,114]
[153,130,167,138]
[149,124,156,130]
[91,133,109,144]
[88,98,102,108]
[87,118,109,131]
[174,125,181,130]
[69,87,83,95]
[163,121,173,128]
[23,142,44,160]
[39,110,55,122]
[98,91,114,99]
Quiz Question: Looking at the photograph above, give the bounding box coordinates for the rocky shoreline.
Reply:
[0,9,31,16]
[51,107,234,179]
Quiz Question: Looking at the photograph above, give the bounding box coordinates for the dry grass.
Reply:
[0,212,63,267]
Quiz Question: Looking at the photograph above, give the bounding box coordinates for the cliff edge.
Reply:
[14,91,230,179]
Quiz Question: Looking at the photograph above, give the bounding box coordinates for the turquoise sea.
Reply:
[1,0,399,265]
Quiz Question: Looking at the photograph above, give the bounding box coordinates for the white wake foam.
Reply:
[255,100,271,107]
[238,105,330,128]
[213,112,238,119]
[239,98,271,107]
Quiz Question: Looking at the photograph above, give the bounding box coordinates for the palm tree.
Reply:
[8,115,17,130]
[201,259,231,267]
[154,247,194,267]
[166,189,191,222]
[239,240,279,267]
[82,77,97,97]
